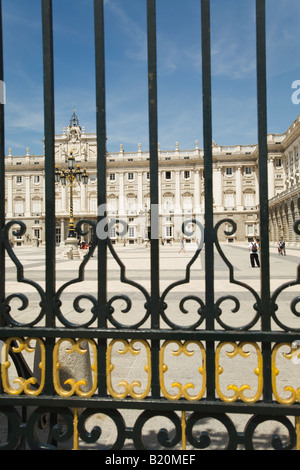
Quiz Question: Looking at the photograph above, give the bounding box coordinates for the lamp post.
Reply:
[55,151,88,257]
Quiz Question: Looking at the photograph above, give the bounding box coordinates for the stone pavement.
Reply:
[2,242,300,449]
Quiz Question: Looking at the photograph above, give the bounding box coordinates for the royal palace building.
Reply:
[4,111,300,247]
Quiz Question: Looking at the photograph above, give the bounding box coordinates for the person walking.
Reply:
[249,238,260,268]
[178,237,186,254]
[278,237,286,256]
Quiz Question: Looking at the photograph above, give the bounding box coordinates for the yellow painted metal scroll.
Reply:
[1,338,45,396]
[107,339,151,399]
[159,340,206,401]
[53,338,97,397]
[215,342,263,403]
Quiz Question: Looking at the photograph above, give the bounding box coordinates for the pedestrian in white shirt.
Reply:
[249,238,260,268]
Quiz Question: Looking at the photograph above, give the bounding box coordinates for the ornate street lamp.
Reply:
[55,151,88,247]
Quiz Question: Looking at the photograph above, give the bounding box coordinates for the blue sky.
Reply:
[2,0,300,156]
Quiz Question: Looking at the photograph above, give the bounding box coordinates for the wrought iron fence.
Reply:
[0,0,299,450]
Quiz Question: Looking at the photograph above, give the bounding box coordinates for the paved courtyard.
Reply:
[2,241,300,450]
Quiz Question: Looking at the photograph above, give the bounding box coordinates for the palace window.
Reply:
[183,195,193,211]
[127,197,136,212]
[110,226,116,238]
[55,227,61,245]
[244,192,254,208]
[32,198,42,214]
[165,226,173,238]
[14,199,24,215]
[247,224,255,236]
[107,197,117,212]
[163,195,174,211]
[89,197,97,212]
[34,229,40,239]
[224,192,235,209]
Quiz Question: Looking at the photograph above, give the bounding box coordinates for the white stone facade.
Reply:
[5,112,300,247]
[268,116,300,246]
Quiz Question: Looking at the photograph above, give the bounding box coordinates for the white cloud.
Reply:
[105,0,147,63]
[5,92,43,130]
[211,38,256,80]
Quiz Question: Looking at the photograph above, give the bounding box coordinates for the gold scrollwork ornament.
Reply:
[1,337,45,396]
[215,342,263,403]
[272,343,300,405]
[159,340,206,401]
[107,339,151,399]
[53,338,97,397]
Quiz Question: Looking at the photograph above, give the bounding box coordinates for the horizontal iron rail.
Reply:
[0,396,299,416]
[0,328,298,342]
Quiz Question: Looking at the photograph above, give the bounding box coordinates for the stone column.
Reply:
[118,172,125,216]
[235,166,243,210]
[268,157,275,199]
[7,176,13,218]
[158,171,162,211]
[194,170,201,215]
[61,185,67,213]
[25,176,31,217]
[174,171,182,241]
[60,218,65,245]
[254,168,259,205]
[80,182,87,213]
[137,172,143,212]
[213,166,223,210]
[175,171,181,213]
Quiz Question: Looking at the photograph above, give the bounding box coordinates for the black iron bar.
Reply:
[0,0,4,397]
[0,326,296,343]
[256,0,272,403]
[201,0,215,400]
[147,0,160,399]
[0,394,300,417]
[94,0,107,397]
[0,0,5,331]
[41,0,56,397]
